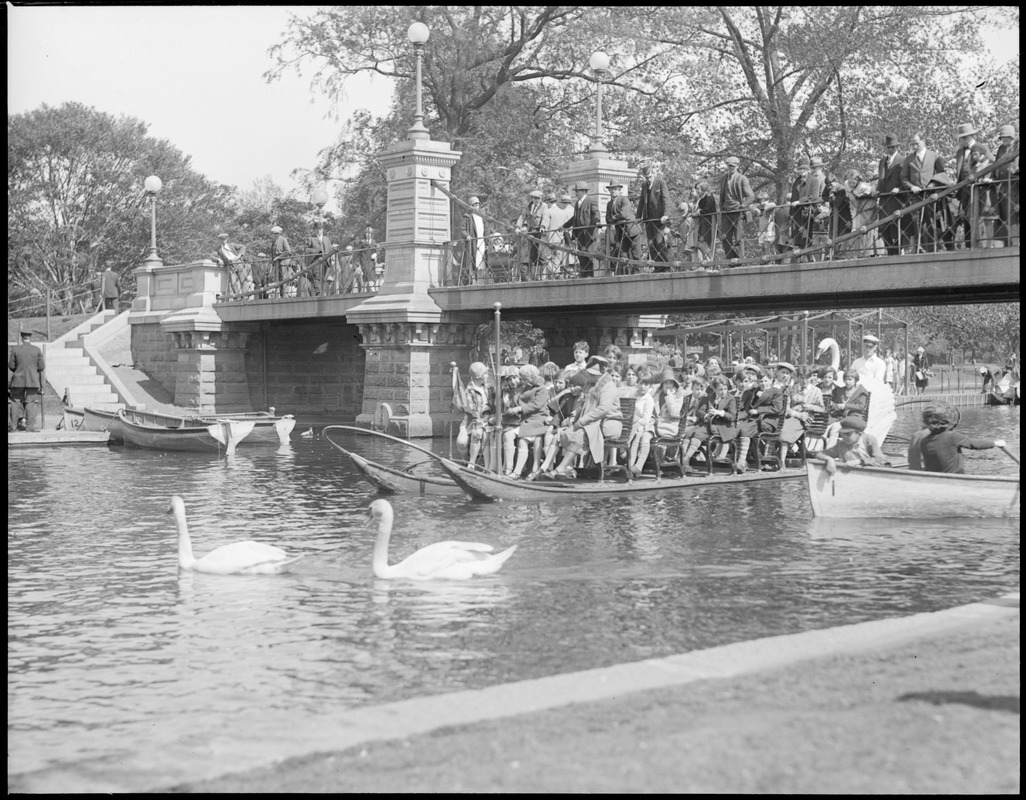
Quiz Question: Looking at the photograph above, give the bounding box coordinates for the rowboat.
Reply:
[342,447,467,496]
[438,457,806,502]
[79,407,295,446]
[116,410,255,455]
[805,460,1020,518]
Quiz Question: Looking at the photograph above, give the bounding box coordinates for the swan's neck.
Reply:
[372,511,399,579]
[173,506,197,570]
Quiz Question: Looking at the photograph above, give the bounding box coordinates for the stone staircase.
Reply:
[44,311,128,410]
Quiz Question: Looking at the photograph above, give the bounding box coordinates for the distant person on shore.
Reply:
[9,328,46,432]
[100,262,121,311]
[912,347,931,395]
[907,402,1006,474]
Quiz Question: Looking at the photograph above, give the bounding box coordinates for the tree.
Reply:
[8,102,233,315]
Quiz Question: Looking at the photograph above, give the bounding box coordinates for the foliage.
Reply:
[8,102,233,315]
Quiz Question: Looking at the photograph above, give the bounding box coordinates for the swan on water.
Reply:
[168,495,303,575]
[367,498,517,580]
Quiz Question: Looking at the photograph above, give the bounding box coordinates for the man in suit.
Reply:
[515,189,545,280]
[799,157,828,260]
[994,124,1018,246]
[460,196,487,285]
[718,157,754,263]
[636,161,673,271]
[9,329,46,431]
[876,133,905,255]
[788,156,810,253]
[217,233,249,297]
[901,133,948,252]
[563,181,601,277]
[951,122,978,247]
[303,227,333,296]
[605,180,644,274]
[99,262,121,311]
[270,225,295,297]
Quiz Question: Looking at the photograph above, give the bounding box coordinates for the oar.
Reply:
[999,445,1019,466]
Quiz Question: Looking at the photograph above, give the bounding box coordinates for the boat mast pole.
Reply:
[493,302,503,471]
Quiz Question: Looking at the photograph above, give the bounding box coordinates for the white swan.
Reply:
[367,498,517,580]
[817,337,896,445]
[168,495,303,575]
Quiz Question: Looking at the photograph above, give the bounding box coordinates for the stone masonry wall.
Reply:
[250,320,366,419]
[131,323,178,398]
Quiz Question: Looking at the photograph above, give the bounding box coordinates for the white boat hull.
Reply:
[806,461,1020,518]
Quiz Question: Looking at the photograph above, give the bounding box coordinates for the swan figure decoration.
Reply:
[817,337,896,445]
[815,337,845,389]
[168,495,304,575]
[367,499,517,580]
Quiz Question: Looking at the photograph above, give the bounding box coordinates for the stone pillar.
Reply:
[347,137,479,436]
[168,328,256,413]
[558,155,638,278]
[354,320,480,437]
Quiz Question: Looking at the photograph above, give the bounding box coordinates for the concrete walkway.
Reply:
[12,593,1017,793]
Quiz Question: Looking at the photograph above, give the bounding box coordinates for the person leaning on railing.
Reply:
[993,124,1018,247]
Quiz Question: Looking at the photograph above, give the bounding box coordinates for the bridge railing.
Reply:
[436,148,1018,285]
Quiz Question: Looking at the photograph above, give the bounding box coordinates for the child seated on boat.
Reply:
[735,369,785,473]
[814,416,886,474]
[626,367,657,477]
[547,368,596,479]
[824,367,870,447]
[679,375,736,467]
[536,369,576,477]
[490,366,522,474]
[907,402,1007,474]
[507,364,553,479]
[781,365,825,447]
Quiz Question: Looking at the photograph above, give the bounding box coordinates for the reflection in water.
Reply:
[7,407,1019,788]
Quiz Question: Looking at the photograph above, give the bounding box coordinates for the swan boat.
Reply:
[80,407,295,446]
[805,460,1020,518]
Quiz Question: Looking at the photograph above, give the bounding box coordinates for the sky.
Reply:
[8,6,393,209]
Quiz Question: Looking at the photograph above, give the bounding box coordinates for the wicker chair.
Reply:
[651,413,689,480]
[599,398,636,482]
[703,435,739,475]
[795,410,832,465]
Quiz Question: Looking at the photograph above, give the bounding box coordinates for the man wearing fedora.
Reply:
[542,192,574,277]
[9,328,46,432]
[718,156,754,263]
[798,157,828,261]
[994,124,1019,246]
[563,181,601,277]
[788,156,811,253]
[900,133,948,252]
[604,181,644,274]
[303,225,333,296]
[636,161,673,271]
[516,189,545,280]
[270,225,294,297]
[460,196,487,285]
[877,134,905,255]
[952,122,979,246]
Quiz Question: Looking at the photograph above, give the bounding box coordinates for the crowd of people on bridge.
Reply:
[450,331,995,481]
[454,121,1019,284]
[218,225,384,301]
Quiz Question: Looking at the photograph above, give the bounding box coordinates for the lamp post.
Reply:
[143,175,163,267]
[407,21,430,140]
[588,51,610,156]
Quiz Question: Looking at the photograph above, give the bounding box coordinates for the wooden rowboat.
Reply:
[342,448,466,496]
[80,407,295,446]
[438,457,806,502]
[805,460,1020,518]
[116,410,255,455]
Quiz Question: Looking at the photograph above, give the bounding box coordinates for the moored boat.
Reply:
[81,406,295,446]
[116,410,255,455]
[344,449,466,496]
[805,460,1020,518]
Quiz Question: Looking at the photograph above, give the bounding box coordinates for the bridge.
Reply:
[121,131,1019,436]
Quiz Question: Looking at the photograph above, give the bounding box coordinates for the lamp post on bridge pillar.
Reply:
[143,175,163,268]
[587,50,610,158]
[407,21,431,141]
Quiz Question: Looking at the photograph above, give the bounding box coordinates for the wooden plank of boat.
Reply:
[117,410,255,455]
[344,449,467,496]
[439,457,806,502]
[805,460,1020,518]
[9,430,111,447]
